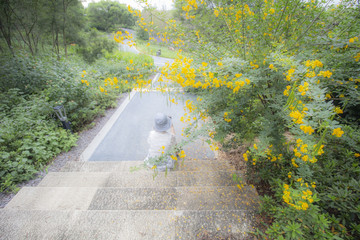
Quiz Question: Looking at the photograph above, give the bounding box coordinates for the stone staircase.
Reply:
[0,159,259,239]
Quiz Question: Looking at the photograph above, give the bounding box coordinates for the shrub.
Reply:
[76,29,116,63]
[0,92,77,192]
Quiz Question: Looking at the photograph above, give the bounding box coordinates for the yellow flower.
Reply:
[129,59,134,64]
[332,128,344,137]
[300,125,315,135]
[289,110,304,124]
[334,107,343,114]
[349,38,354,43]
[269,64,274,69]
[235,73,242,78]
[269,8,275,14]
[243,153,248,161]
[179,150,186,158]
[254,144,258,149]
[202,62,208,67]
[318,70,332,78]
[99,86,105,92]
[214,9,219,17]
[354,153,360,157]
[300,201,309,210]
[217,62,223,66]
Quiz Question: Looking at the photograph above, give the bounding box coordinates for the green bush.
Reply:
[75,29,116,63]
[0,92,77,192]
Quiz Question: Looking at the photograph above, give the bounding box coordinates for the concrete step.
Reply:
[38,171,243,188]
[89,186,258,211]
[60,159,235,172]
[5,186,259,211]
[0,209,255,239]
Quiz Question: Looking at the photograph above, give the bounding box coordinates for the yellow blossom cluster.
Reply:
[334,107,343,114]
[298,82,309,96]
[282,183,314,211]
[349,36,359,43]
[305,70,316,78]
[104,77,119,88]
[250,61,259,69]
[161,54,251,93]
[180,0,199,19]
[243,150,250,162]
[293,139,317,164]
[179,150,186,158]
[264,145,283,162]
[285,68,295,81]
[283,85,291,96]
[305,59,323,69]
[354,52,360,62]
[300,125,315,135]
[80,70,89,86]
[318,70,333,78]
[114,30,134,46]
[289,110,304,124]
[332,127,344,138]
[223,112,231,122]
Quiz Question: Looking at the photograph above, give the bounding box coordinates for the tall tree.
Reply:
[87,0,135,32]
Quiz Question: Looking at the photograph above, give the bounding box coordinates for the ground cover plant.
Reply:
[127,0,360,239]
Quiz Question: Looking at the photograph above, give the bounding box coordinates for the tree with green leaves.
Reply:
[0,0,84,56]
[87,0,135,32]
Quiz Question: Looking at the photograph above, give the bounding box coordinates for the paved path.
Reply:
[88,91,197,161]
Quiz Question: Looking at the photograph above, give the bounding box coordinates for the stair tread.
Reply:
[38,171,244,188]
[0,209,255,239]
[5,186,259,211]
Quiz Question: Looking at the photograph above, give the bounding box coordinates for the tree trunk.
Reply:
[0,0,14,55]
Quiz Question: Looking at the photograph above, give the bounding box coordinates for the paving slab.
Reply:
[64,210,176,240]
[174,210,255,239]
[0,209,75,240]
[4,187,97,211]
[38,172,110,188]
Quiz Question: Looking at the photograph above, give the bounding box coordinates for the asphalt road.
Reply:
[89,91,195,161]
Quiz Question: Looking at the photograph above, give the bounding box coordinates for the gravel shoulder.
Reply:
[0,93,129,208]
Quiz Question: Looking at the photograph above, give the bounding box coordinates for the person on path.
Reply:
[144,112,176,171]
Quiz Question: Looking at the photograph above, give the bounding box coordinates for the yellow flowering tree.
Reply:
[127,0,360,238]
